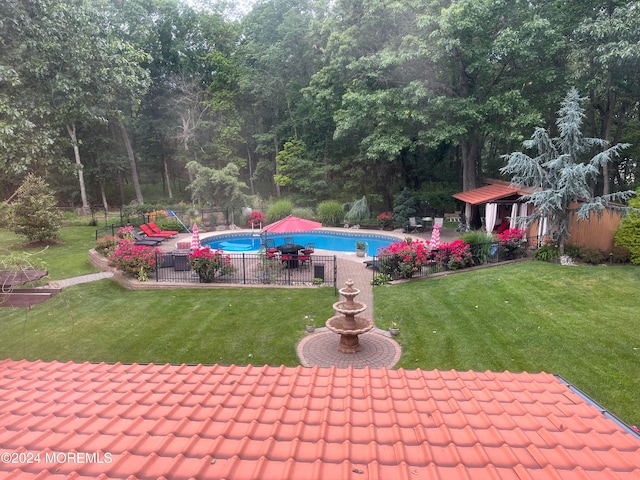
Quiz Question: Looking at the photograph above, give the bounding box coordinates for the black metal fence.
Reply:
[154,251,338,287]
[369,241,529,281]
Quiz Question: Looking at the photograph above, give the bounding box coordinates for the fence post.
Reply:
[242,253,246,284]
[333,256,337,294]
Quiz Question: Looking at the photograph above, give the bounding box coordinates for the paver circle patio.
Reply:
[297,327,402,368]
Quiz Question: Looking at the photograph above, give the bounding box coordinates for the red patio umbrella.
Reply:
[261,215,322,234]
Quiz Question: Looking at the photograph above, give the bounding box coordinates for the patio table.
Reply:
[277,244,304,268]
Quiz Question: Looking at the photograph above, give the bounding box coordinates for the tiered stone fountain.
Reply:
[325,279,374,353]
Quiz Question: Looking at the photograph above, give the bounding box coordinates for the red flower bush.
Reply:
[496,228,527,257]
[248,211,265,227]
[109,240,160,280]
[188,248,236,282]
[376,212,395,229]
[377,239,431,278]
[434,239,474,270]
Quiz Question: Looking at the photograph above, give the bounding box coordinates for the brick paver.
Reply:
[297,327,402,369]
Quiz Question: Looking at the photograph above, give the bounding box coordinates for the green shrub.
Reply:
[316,200,344,226]
[614,212,640,264]
[392,188,416,230]
[564,244,582,257]
[609,246,630,264]
[291,207,314,220]
[8,173,62,243]
[371,273,392,286]
[344,196,370,225]
[154,219,183,232]
[533,244,561,262]
[461,231,494,265]
[266,199,293,223]
[580,247,605,264]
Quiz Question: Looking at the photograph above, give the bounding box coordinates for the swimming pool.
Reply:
[201,230,400,254]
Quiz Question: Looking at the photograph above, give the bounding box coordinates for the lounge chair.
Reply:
[132,232,164,246]
[140,224,174,238]
[148,222,179,236]
[364,258,380,270]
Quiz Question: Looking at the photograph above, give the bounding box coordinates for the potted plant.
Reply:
[355,241,367,257]
[389,320,400,336]
[304,315,316,333]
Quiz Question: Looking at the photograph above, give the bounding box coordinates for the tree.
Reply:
[186,161,249,222]
[501,88,634,254]
[8,174,62,243]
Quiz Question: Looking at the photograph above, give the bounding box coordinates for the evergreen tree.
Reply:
[500,88,634,254]
[8,174,62,243]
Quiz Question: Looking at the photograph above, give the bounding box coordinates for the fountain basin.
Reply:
[326,315,374,336]
[332,300,367,317]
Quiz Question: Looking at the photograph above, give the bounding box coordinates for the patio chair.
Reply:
[264,238,279,254]
[302,242,315,255]
[140,224,174,238]
[132,231,164,245]
[408,217,423,233]
[284,236,295,245]
[148,221,179,236]
[259,244,279,259]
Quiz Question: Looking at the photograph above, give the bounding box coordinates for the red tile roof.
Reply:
[453,184,522,205]
[1,359,638,479]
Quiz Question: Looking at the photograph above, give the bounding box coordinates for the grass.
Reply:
[1,224,639,427]
[0,225,99,280]
[375,262,640,427]
[0,280,336,366]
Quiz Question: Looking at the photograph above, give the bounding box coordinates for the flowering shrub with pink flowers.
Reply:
[188,248,236,282]
[95,235,120,257]
[248,211,265,227]
[496,228,527,258]
[376,212,395,230]
[434,239,474,270]
[117,225,134,240]
[378,239,432,278]
[109,240,160,281]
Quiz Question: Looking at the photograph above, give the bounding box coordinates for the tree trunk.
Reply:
[118,170,125,206]
[164,159,173,199]
[460,138,480,225]
[66,122,90,215]
[117,119,144,204]
[273,135,281,198]
[100,182,109,213]
[600,75,616,195]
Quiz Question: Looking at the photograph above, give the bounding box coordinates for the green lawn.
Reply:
[0,225,99,280]
[1,225,639,427]
[0,280,336,366]
[375,262,640,427]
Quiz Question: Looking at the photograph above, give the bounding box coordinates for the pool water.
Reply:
[201,230,399,254]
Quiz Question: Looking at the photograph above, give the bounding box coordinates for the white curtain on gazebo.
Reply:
[537,216,548,245]
[509,203,518,229]
[485,203,497,233]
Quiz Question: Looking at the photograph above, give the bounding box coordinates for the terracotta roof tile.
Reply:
[1,359,639,479]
